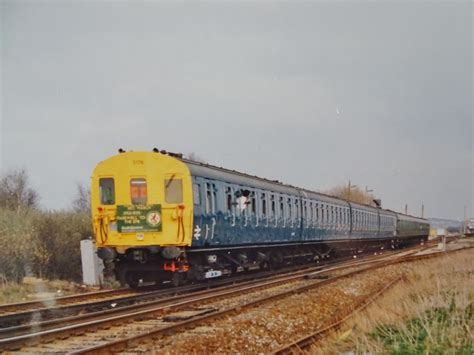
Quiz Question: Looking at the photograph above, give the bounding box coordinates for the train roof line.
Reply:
[177,156,426,221]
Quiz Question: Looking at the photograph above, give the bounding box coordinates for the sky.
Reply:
[1,1,472,220]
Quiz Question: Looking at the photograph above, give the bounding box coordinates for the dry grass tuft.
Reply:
[310,250,474,354]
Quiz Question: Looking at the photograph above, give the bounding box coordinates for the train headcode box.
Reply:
[116,204,162,233]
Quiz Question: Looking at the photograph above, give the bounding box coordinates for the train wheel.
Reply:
[269,252,283,269]
[126,272,141,288]
[171,273,184,287]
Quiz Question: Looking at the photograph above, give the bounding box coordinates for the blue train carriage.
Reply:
[181,159,410,281]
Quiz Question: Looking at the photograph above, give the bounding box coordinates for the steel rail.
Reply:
[0,288,136,316]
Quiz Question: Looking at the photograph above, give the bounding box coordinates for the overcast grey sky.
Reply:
[1,1,472,219]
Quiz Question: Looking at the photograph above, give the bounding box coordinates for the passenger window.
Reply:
[226,187,232,211]
[288,198,292,219]
[193,183,201,205]
[279,197,284,218]
[212,187,217,212]
[261,193,267,216]
[252,195,256,215]
[130,179,147,205]
[99,178,115,205]
[165,178,183,203]
[271,195,276,217]
[205,183,213,213]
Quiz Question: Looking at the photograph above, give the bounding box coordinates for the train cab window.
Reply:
[99,178,115,205]
[165,178,183,204]
[193,183,201,205]
[130,179,147,205]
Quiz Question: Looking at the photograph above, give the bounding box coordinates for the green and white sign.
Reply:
[116,204,162,233]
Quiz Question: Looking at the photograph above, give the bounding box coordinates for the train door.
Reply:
[190,177,206,246]
[203,181,217,245]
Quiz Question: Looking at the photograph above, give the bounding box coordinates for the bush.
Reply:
[0,208,93,283]
[31,211,92,282]
[0,209,36,282]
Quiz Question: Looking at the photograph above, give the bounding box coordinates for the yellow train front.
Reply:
[91,150,194,287]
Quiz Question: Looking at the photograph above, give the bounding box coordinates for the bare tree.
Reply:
[325,184,377,205]
[0,169,39,213]
[72,183,91,214]
[185,152,207,163]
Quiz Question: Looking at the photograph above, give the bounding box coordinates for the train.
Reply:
[91,150,430,287]
[467,218,474,234]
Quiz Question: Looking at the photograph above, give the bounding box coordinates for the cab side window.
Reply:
[100,178,115,205]
[131,179,147,205]
[193,183,201,205]
[165,179,183,203]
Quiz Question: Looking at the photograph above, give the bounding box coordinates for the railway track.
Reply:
[0,240,454,353]
[0,287,138,317]
[0,242,429,332]
[71,244,470,354]
[0,253,368,333]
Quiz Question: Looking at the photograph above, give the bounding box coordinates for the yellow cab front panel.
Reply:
[91,151,193,252]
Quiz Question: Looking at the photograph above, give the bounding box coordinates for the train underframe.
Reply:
[104,235,428,288]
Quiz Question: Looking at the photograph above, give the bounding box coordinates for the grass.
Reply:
[0,278,102,305]
[0,282,33,304]
[310,249,474,354]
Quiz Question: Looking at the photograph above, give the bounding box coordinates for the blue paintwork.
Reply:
[184,161,428,248]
